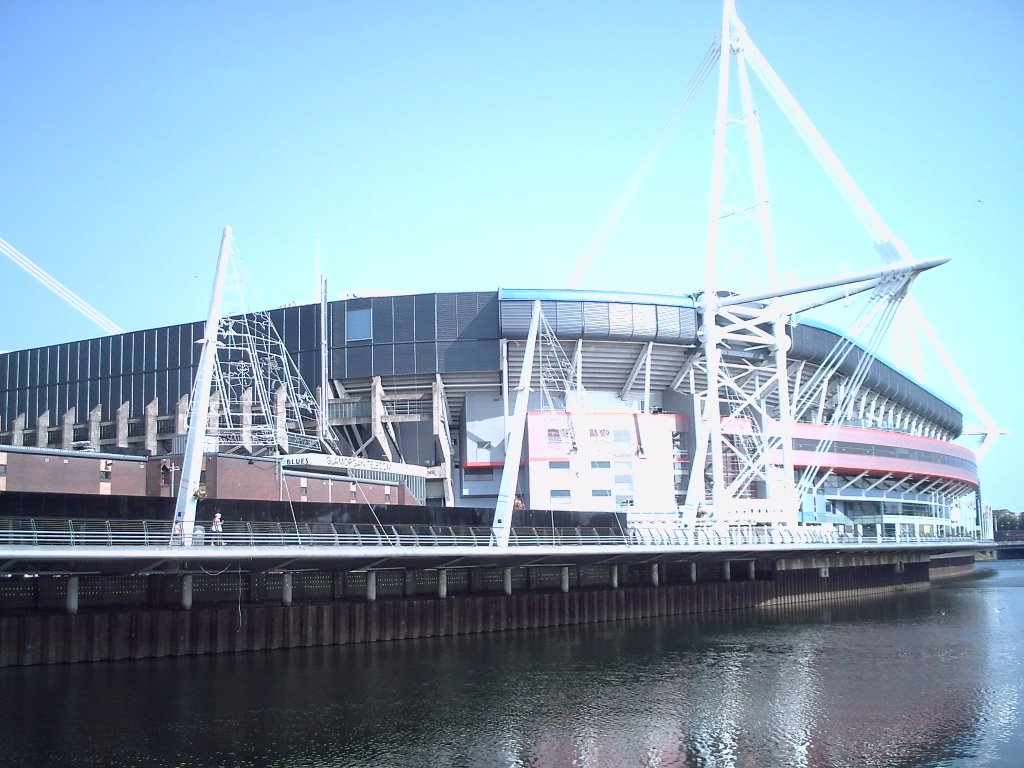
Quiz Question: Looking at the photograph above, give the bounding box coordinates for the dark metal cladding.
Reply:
[0,289,960,439]
[788,323,963,436]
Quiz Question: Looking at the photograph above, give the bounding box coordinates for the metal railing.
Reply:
[0,518,986,550]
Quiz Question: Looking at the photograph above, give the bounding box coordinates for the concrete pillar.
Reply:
[12,413,25,446]
[722,560,731,582]
[438,569,448,599]
[181,574,193,610]
[88,405,102,447]
[611,565,619,589]
[61,407,76,450]
[66,576,79,615]
[689,563,698,583]
[176,395,190,435]
[281,572,293,606]
[651,563,660,587]
[144,398,159,455]
[748,560,756,581]
[36,410,50,449]
[366,571,377,602]
[116,401,130,448]
[503,567,513,596]
[560,566,570,593]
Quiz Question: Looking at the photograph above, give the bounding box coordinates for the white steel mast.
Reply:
[173,226,234,541]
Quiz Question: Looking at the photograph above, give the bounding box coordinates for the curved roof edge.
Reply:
[499,287,696,308]
[792,319,963,437]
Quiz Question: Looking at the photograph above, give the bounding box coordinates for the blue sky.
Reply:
[2,1,1022,509]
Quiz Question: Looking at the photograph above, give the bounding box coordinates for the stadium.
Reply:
[0,281,982,539]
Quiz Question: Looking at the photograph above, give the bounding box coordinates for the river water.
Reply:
[2,561,1023,768]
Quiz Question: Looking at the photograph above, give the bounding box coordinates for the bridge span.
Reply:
[0,518,987,577]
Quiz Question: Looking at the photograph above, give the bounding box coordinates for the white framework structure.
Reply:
[685,0,988,526]
[172,227,336,538]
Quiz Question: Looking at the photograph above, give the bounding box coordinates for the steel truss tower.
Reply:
[690,0,954,525]
[173,227,334,539]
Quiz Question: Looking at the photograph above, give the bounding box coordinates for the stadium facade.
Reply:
[0,287,981,536]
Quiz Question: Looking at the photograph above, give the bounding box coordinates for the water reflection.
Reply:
[2,562,1023,767]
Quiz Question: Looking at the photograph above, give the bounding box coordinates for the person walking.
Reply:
[211,513,224,546]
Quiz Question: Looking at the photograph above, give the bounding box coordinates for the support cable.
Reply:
[564,39,722,288]
[0,235,124,335]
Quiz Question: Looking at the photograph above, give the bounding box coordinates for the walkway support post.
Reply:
[366,571,377,602]
[66,576,79,615]
[282,573,293,606]
[181,574,193,610]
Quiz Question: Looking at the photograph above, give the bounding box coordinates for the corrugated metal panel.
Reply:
[582,302,610,338]
[415,341,437,373]
[299,304,319,352]
[500,287,695,307]
[607,303,633,338]
[394,343,415,375]
[655,305,681,341]
[299,350,321,388]
[346,346,372,378]
[436,293,459,341]
[679,307,698,340]
[393,295,415,342]
[67,343,80,385]
[165,326,178,371]
[554,301,584,336]
[372,344,394,376]
[329,302,346,350]
[464,291,500,339]
[371,297,393,343]
[414,294,436,342]
[439,339,501,372]
[454,293,475,338]
[632,304,657,340]
[500,301,535,338]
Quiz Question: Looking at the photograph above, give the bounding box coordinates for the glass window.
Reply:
[550,489,571,505]
[464,467,493,481]
[590,461,611,469]
[346,308,372,341]
[549,461,570,470]
[592,489,611,497]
